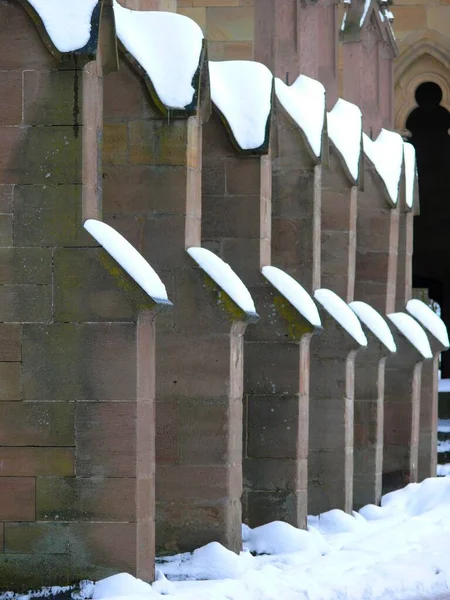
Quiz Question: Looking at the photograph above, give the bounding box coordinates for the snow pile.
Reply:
[275,75,326,157]
[438,464,450,476]
[27,0,98,52]
[404,142,417,208]
[244,521,329,556]
[439,419,450,433]
[387,312,433,359]
[84,219,169,303]
[209,61,273,150]
[363,129,404,205]
[113,1,203,109]
[406,298,449,348]
[314,289,367,346]
[187,247,257,315]
[438,440,450,453]
[327,99,362,181]
[349,301,396,352]
[262,266,321,328]
[93,573,156,599]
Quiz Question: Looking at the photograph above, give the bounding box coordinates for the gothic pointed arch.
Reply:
[395,31,450,131]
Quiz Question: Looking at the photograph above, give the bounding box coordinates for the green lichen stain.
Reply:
[99,251,156,312]
[273,295,314,341]
[203,274,247,322]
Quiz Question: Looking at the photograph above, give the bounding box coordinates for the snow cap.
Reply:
[363,129,404,205]
[350,301,396,352]
[275,74,326,158]
[262,266,321,328]
[113,1,204,110]
[84,219,170,304]
[406,299,449,349]
[327,99,362,182]
[209,60,273,151]
[187,247,257,316]
[387,312,433,359]
[314,289,367,346]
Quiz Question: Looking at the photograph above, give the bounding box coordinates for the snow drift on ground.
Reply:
[113,1,203,109]
[63,476,450,600]
[209,61,273,150]
[28,0,98,52]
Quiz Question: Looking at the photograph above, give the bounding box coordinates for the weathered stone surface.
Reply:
[0,285,52,322]
[0,403,74,446]
[0,363,21,401]
[22,324,137,402]
[23,70,81,126]
[0,248,52,284]
[0,324,21,362]
[0,448,74,476]
[0,478,35,521]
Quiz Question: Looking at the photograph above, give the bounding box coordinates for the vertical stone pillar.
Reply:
[406,299,449,481]
[349,302,396,509]
[0,0,164,588]
[355,156,399,314]
[309,291,367,514]
[102,41,251,552]
[321,146,357,301]
[383,314,432,492]
[202,98,322,528]
[395,174,413,312]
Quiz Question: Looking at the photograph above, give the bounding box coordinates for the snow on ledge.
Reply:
[404,142,417,209]
[84,219,169,303]
[363,129,404,205]
[113,1,204,109]
[209,61,273,151]
[27,0,98,53]
[314,289,367,346]
[187,247,257,316]
[406,299,449,348]
[387,312,433,359]
[349,301,396,352]
[327,99,362,182]
[275,75,325,158]
[262,266,321,328]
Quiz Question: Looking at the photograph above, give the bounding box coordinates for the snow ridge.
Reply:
[262,266,321,328]
[327,99,362,181]
[406,299,449,348]
[363,129,404,205]
[187,247,257,315]
[404,142,417,209]
[387,312,433,358]
[314,289,367,346]
[84,219,169,303]
[349,301,396,352]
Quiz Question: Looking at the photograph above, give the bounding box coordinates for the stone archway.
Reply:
[395,33,450,376]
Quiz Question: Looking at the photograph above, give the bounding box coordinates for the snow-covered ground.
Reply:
[8,477,448,600]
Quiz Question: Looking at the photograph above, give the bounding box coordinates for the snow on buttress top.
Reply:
[209,61,273,150]
[387,312,433,359]
[187,247,257,315]
[275,75,325,158]
[113,1,203,110]
[350,301,396,352]
[406,299,449,348]
[404,142,417,209]
[84,219,169,302]
[262,266,321,328]
[314,289,367,346]
[363,129,403,205]
[27,0,98,53]
[327,99,362,181]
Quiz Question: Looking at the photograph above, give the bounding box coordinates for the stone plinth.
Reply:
[309,293,367,515]
[383,315,431,493]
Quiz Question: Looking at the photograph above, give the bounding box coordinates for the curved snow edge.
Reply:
[406,299,449,349]
[84,219,170,305]
[350,301,396,352]
[187,247,258,317]
[314,289,367,346]
[387,312,433,359]
[262,266,321,328]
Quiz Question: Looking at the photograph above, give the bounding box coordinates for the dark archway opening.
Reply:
[407,82,450,376]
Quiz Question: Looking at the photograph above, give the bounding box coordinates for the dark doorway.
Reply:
[406,82,450,376]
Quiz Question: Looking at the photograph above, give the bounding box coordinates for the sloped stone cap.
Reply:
[350,301,396,352]
[314,289,367,346]
[387,312,433,359]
